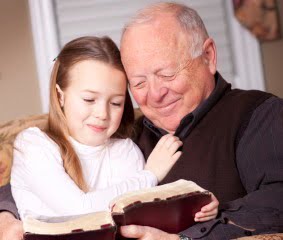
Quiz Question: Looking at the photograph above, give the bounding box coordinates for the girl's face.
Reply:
[59,60,127,146]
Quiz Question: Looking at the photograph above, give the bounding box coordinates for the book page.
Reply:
[24,211,113,235]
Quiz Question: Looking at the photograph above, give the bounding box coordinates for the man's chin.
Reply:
[142,110,179,132]
[153,118,179,133]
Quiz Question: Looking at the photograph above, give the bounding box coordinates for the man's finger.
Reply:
[201,194,219,212]
[195,215,216,222]
[120,225,146,238]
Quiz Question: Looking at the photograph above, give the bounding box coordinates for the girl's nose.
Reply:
[93,104,108,120]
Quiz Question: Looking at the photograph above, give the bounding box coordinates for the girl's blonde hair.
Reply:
[47,36,134,192]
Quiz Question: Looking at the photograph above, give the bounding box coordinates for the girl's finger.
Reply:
[155,134,172,148]
[168,140,183,155]
[163,135,180,149]
[172,151,182,162]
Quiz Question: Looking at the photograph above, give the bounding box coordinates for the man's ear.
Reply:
[202,38,217,75]
[56,84,65,107]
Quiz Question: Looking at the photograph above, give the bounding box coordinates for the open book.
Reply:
[23,179,211,240]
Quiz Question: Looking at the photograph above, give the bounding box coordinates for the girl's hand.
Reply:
[145,134,182,182]
[194,193,219,222]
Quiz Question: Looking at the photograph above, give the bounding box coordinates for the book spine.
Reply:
[24,226,116,240]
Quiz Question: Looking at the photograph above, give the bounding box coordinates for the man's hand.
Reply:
[0,211,23,240]
[120,225,180,240]
[194,192,219,222]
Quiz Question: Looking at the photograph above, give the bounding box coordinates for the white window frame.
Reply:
[28,0,59,113]
[28,0,265,112]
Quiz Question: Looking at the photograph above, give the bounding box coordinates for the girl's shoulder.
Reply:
[17,126,44,136]
[15,127,57,149]
[16,127,47,140]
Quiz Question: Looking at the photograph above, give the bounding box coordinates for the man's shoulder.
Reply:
[222,88,274,110]
[251,95,283,118]
[228,88,274,99]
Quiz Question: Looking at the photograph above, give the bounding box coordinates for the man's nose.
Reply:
[148,77,168,102]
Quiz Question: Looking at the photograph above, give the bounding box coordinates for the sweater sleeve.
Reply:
[224,96,283,230]
[0,183,19,219]
[107,138,157,187]
[11,129,157,218]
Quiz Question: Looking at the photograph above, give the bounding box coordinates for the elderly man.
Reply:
[0,2,283,240]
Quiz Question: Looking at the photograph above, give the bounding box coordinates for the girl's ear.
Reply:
[56,84,65,107]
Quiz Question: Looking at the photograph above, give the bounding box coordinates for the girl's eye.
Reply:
[83,99,94,103]
[111,102,122,107]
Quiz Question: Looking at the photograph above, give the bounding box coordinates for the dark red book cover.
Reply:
[24,225,116,240]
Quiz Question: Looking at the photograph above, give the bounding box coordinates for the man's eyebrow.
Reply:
[154,64,174,74]
[130,64,174,77]
[130,74,146,78]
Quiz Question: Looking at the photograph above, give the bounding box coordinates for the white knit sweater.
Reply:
[11,127,157,220]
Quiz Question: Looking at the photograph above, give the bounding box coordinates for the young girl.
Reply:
[10,36,218,222]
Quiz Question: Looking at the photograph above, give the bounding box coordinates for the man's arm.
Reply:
[226,97,283,229]
[0,211,23,240]
[121,97,283,240]
[0,183,19,218]
[0,183,23,240]
[178,97,283,239]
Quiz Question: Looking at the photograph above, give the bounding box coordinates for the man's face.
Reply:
[121,17,216,133]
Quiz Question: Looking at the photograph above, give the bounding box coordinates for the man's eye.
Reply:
[160,74,175,80]
[133,81,145,88]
